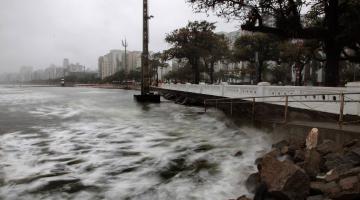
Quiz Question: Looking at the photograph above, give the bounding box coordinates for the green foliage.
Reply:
[267,63,292,85]
[164,63,193,83]
[101,69,141,83]
[188,0,360,86]
[149,52,169,82]
[165,21,227,84]
[232,33,280,83]
[203,34,230,83]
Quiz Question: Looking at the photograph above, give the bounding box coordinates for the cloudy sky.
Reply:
[0,0,239,73]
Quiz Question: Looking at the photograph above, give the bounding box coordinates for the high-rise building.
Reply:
[98,56,104,79]
[63,58,69,68]
[109,50,123,73]
[98,49,125,79]
[98,49,142,79]
[99,53,114,79]
[126,51,142,72]
[19,66,33,82]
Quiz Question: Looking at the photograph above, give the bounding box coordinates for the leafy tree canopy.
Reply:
[188,0,360,86]
[165,21,219,84]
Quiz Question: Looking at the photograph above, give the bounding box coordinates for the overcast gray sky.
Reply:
[0,0,239,73]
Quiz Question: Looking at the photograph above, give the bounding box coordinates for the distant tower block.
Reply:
[63,58,69,68]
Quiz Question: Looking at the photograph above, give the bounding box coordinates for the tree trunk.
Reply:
[256,61,263,84]
[304,62,311,86]
[295,63,305,86]
[193,58,200,84]
[210,61,215,84]
[156,67,159,86]
[324,42,341,86]
[324,0,340,87]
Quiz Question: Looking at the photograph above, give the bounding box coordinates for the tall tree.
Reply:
[279,40,316,86]
[188,0,360,86]
[165,21,216,84]
[149,52,169,85]
[203,34,230,84]
[232,33,280,83]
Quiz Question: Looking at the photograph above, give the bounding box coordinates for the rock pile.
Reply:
[235,128,360,200]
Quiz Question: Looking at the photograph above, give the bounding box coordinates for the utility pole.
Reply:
[134,0,160,102]
[142,0,150,95]
[122,39,128,72]
[122,39,128,87]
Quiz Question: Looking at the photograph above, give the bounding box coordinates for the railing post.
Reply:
[252,97,256,121]
[204,100,207,113]
[339,93,345,126]
[230,100,233,116]
[284,95,289,123]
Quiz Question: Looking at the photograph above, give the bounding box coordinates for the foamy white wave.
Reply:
[0,87,272,200]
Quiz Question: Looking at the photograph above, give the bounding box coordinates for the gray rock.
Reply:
[304,149,322,179]
[307,195,325,200]
[317,140,338,155]
[260,155,310,200]
[246,172,261,193]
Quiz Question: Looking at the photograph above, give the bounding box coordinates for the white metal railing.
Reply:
[159,83,360,116]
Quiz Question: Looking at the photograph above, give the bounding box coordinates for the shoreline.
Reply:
[234,129,360,200]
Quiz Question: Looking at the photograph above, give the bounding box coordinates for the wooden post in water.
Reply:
[339,93,345,126]
[284,95,289,123]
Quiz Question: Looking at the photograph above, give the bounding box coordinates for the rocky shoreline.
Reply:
[234,128,360,200]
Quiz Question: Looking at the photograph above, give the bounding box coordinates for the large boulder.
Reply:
[343,148,360,166]
[344,139,360,149]
[272,140,290,151]
[304,149,323,179]
[339,176,359,191]
[316,140,340,156]
[324,169,340,182]
[236,195,252,200]
[334,175,360,200]
[294,149,306,163]
[246,173,261,193]
[259,155,310,200]
[324,153,346,171]
[339,167,360,179]
[310,181,341,198]
[323,149,360,174]
[306,195,324,200]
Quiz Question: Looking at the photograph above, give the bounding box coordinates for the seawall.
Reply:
[156,87,360,145]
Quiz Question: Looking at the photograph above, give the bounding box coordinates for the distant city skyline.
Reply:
[0,0,239,74]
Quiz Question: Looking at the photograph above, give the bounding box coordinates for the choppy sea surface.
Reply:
[0,86,272,200]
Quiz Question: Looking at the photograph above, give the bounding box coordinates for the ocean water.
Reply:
[0,86,271,200]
